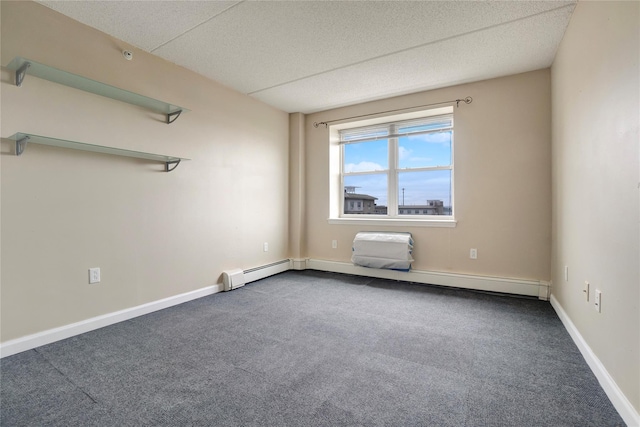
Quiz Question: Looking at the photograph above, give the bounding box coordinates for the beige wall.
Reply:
[0,1,289,342]
[551,1,640,413]
[288,112,306,261]
[305,70,552,282]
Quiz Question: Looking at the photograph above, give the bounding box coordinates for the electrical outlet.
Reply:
[470,248,477,259]
[594,289,602,313]
[583,281,589,301]
[332,240,337,249]
[263,242,269,252]
[89,267,100,284]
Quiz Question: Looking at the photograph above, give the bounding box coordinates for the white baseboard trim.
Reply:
[290,258,308,271]
[1,258,292,359]
[550,295,640,427]
[0,284,223,359]
[306,259,546,299]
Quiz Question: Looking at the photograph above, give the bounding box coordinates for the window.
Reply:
[336,110,454,221]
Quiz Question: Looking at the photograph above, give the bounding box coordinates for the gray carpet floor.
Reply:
[0,270,626,426]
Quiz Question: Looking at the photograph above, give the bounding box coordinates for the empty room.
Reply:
[1,1,638,426]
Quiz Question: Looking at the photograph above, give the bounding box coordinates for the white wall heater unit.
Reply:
[222,268,245,291]
[352,232,414,271]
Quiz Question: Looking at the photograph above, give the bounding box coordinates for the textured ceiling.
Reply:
[39,1,576,114]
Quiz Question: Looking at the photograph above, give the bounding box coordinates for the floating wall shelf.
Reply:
[9,133,189,172]
[6,57,189,124]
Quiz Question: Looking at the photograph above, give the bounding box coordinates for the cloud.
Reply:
[344,161,385,173]
[399,145,433,163]
[398,146,411,160]
[408,131,451,144]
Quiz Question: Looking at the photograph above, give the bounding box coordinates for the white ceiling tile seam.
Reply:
[246,2,576,96]
[149,0,245,53]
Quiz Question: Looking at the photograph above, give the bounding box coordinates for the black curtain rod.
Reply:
[313,96,472,128]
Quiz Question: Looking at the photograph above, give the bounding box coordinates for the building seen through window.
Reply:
[343,186,448,215]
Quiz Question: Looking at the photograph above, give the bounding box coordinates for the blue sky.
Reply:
[344,131,452,207]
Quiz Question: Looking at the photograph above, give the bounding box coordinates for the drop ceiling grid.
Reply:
[251,6,575,114]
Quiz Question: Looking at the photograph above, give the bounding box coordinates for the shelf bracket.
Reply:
[167,110,182,124]
[165,159,181,172]
[16,62,31,87]
[16,135,29,156]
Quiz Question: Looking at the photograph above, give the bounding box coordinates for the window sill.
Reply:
[327,217,457,228]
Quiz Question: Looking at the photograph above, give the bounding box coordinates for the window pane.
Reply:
[343,140,388,172]
[344,174,387,215]
[398,130,451,169]
[398,170,451,215]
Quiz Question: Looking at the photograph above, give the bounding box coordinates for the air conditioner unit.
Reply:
[222,268,245,291]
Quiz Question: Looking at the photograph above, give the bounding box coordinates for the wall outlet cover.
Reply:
[89,267,100,284]
[584,281,589,301]
[594,289,602,313]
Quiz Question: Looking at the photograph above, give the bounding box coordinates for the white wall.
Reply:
[551,0,639,415]
[0,1,289,342]
[305,70,552,283]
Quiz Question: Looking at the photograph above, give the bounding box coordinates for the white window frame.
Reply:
[328,106,457,228]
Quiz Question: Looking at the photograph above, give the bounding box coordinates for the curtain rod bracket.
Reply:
[456,97,473,107]
[313,122,328,128]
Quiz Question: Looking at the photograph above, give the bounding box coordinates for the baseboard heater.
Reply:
[352,232,414,271]
[222,268,245,291]
[222,259,290,291]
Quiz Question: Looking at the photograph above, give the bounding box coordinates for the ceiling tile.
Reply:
[251,6,574,113]
[39,1,240,51]
[154,1,575,93]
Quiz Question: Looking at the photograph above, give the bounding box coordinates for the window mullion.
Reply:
[388,124,399,216]
[339,143,344,215]
[397,165,452,173]
[343,170,389,177]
